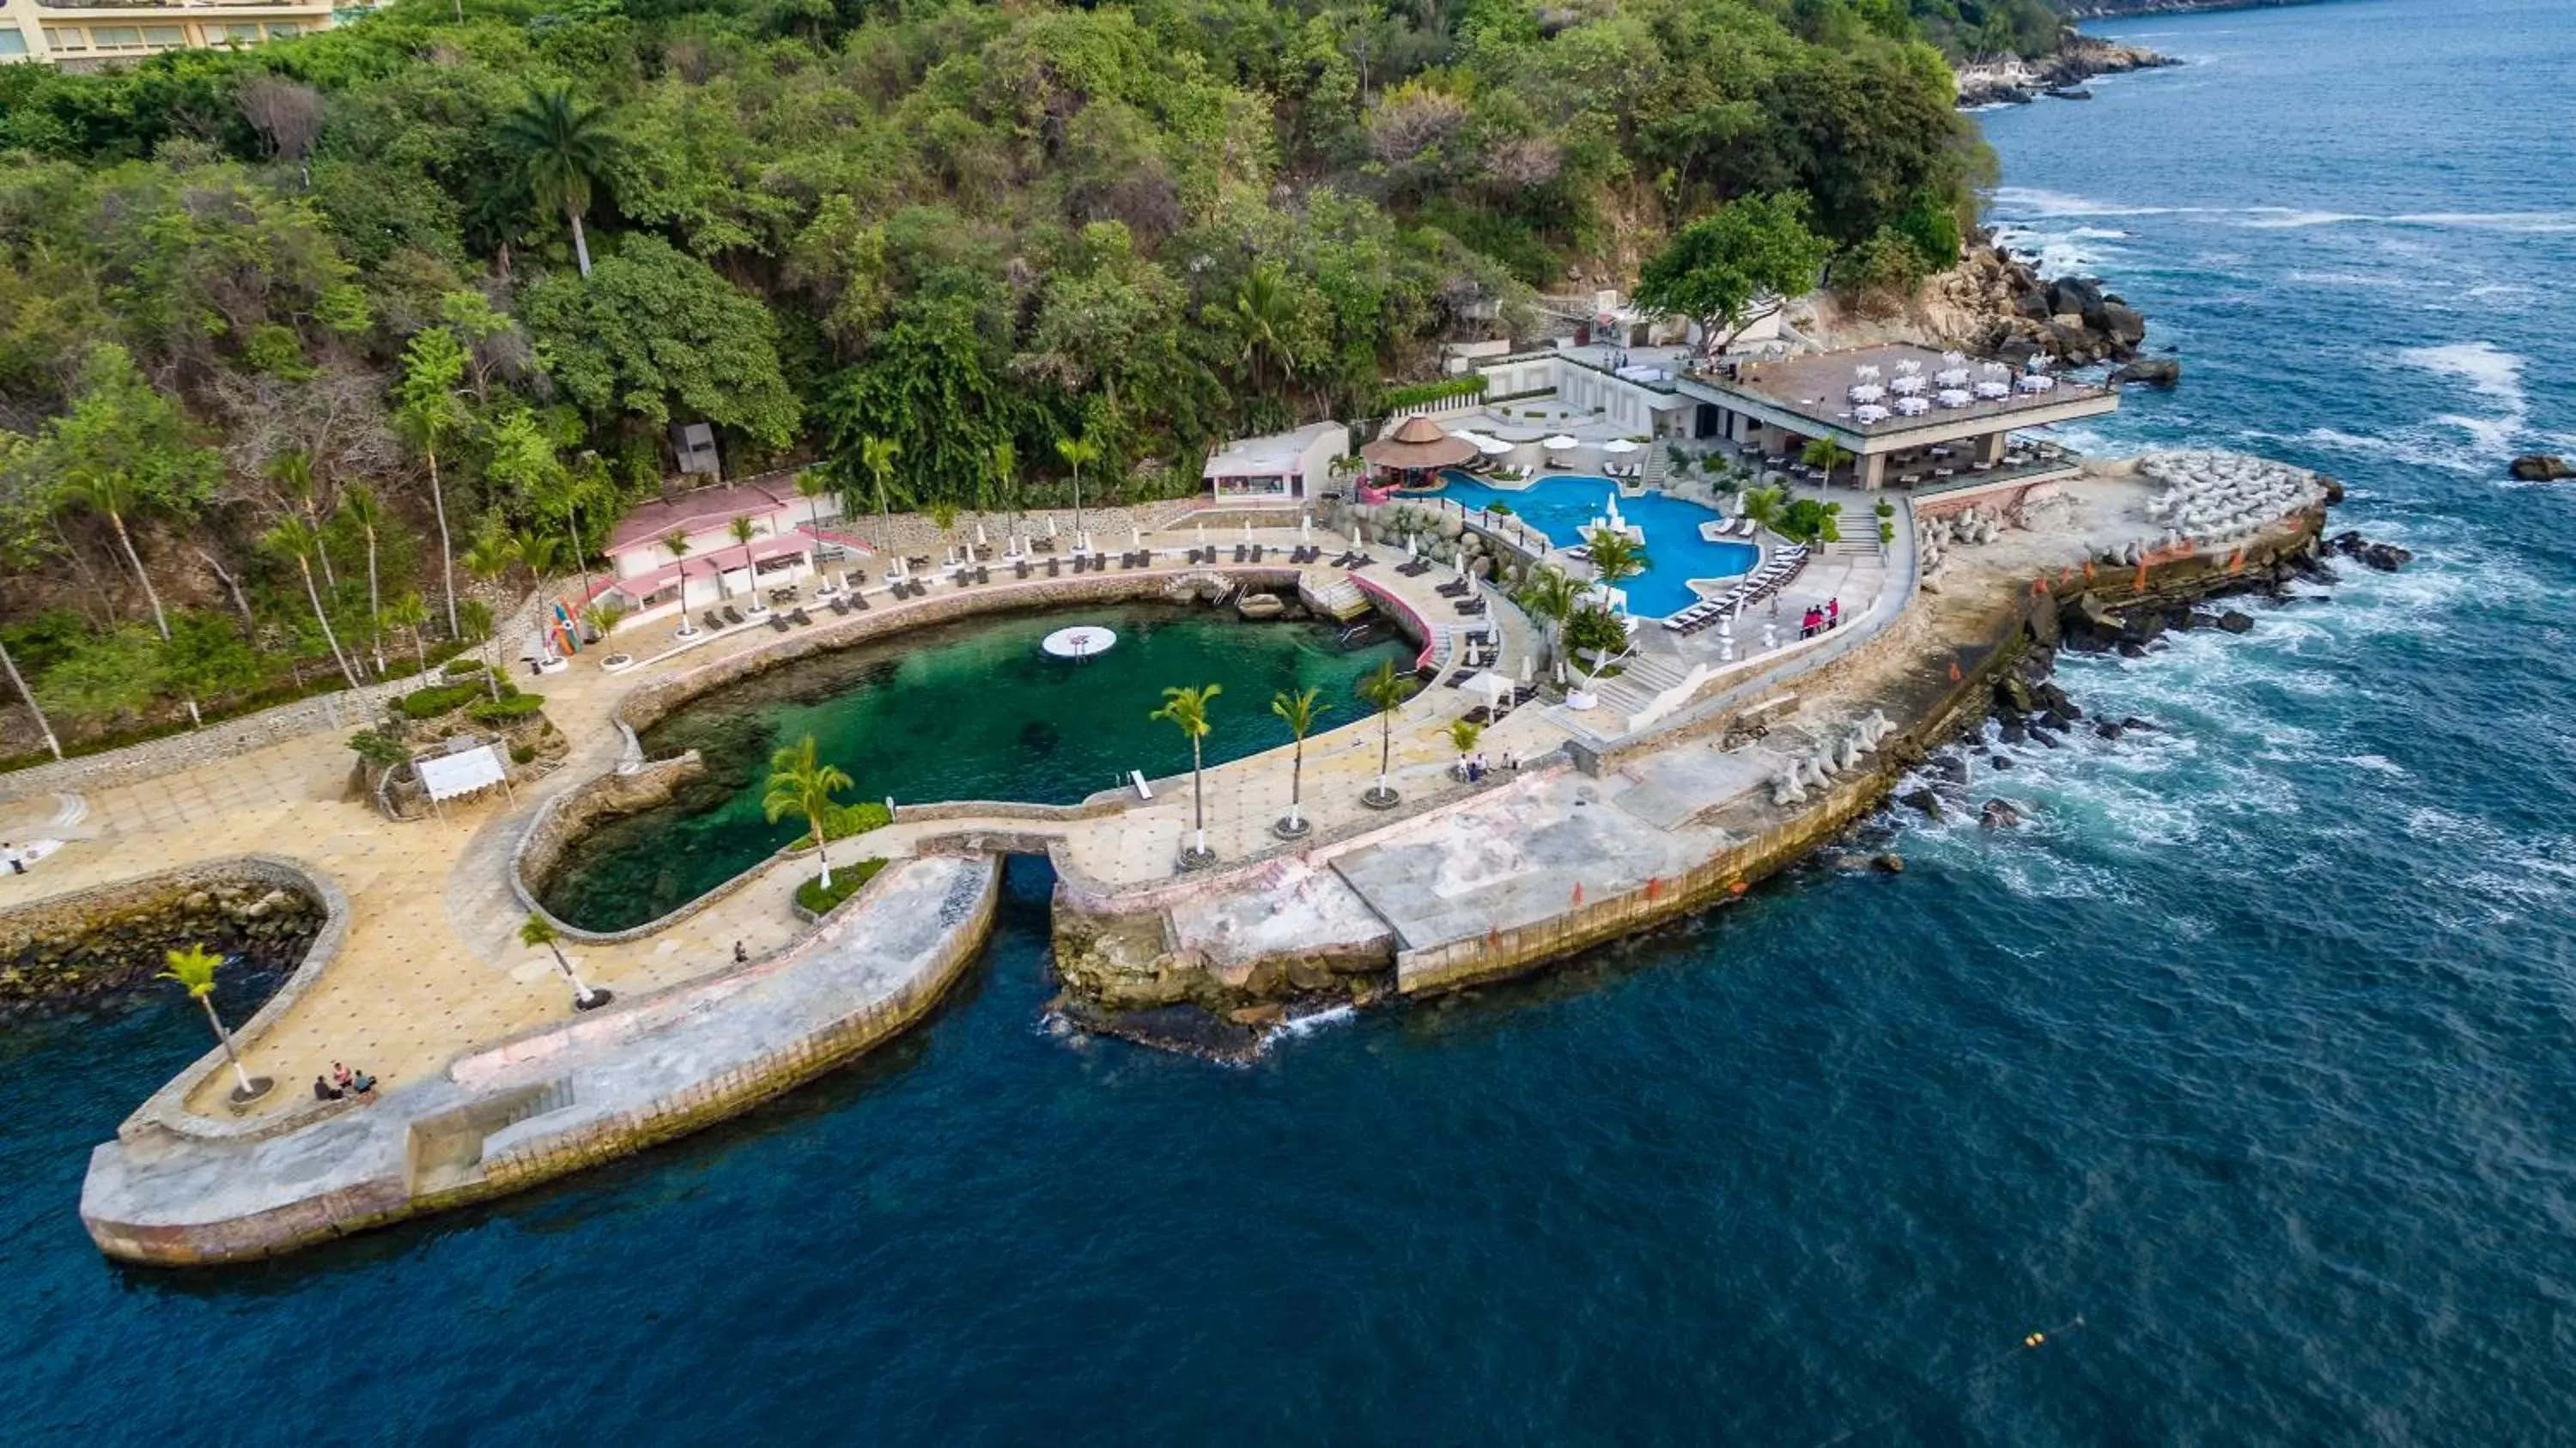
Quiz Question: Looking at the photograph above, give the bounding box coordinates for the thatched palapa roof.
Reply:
[1360,416,1478,472]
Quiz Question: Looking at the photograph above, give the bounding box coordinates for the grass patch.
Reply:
[796,858,887,916]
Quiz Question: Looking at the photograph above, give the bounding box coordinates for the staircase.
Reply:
[1309,576,1372,624]
[1641,446,1672,493]
[1588,649,1694,727]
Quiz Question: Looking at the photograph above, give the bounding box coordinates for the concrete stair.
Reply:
[1309,576,1372,623]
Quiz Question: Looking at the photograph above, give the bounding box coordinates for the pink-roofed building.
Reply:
[592,474,872,623]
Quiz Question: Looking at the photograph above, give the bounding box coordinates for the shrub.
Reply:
[510,743,538,764]
[1482,502,1515,517]
[399,681,484,719]
[442,658,486,678]
[821,800,892,842]
[467,692,547,721]
[796,858,887,916]
[1379,375,1487,411]
[348,727,409,769]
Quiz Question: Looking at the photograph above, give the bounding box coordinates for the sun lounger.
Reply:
[702,611,725,631]
[829,597,852,616]
[790,607,813,626]
[975,566,990,584]
[1046,557,1060,577]
[1015,560,1030,579]
[766,614,791,633]
[723,605,746,626]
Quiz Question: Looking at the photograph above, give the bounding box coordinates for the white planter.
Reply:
[1567,689,1599,711]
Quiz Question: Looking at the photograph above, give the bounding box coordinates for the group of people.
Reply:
[1798,597,1844,640]
[1461,751,1520,784]
[312,1061,378,1102]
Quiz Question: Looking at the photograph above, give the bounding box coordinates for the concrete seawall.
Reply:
[80,854,1000,1266]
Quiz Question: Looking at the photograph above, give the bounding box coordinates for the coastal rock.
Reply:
[2111,357,2181,387]
[1934,754,1970,786]
[1899,788,1944,820]
[2044,86,2094,100]
[1979,799,2022,829]
[1872,854,1906,873]
[2095,721,2124,740]
[2216,611,2255,634]
[2509,453,2573,482]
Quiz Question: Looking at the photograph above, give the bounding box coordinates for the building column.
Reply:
[1978,431,2009,465]
[1859,453,1887,491]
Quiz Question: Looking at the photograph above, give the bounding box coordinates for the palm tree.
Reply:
[1582,530,1650,605]
[1151,683,1220,861]
[1448,716,1484,777]
[1054,431,1097,541]
[727,515,759,605]
[264,515,362,691]
[795,468,831,560]
[986,438,1017,549]
[762,733,854,890]
[519,914,609,1010]
[1358,658,1414,807]
[1269,686,1327,837]
[460,531,520,697]
[1739,484,1788,538]
[340,483,388,672]
[159,944,267,1101]
[495,83,617,277]
[860,435,901,524]
[384,592,431,676]
[393,331,471,636]
[1232,262,1297,394]
[1801,437,1855,488]
[1513,563,1583,678]
[57,468,169,640]
[659,527,693,609]
[268,450,337,593]
[458,597,496,691]
[0,636,61,760]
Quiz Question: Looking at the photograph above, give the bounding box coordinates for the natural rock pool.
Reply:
[538,600,1413,931]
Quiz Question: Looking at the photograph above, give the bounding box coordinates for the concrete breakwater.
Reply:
[80,853,1000,1266]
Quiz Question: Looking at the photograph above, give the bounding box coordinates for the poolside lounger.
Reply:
[975,566,990,584]
[790,607,813,626]
[1046,557,1060,577]
[767,614,791,633]
[723,605,746,626]
[828,597,852,616]
[702,611,725,631]
[1016,560,1030,579]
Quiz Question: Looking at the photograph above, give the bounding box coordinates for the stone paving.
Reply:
[0,516,1576,1125]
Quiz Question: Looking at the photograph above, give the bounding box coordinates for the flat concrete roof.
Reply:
[1205,421,1342,478]
[1683,344,2117,452]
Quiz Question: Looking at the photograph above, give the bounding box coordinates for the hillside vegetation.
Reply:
[0,0,1982,757]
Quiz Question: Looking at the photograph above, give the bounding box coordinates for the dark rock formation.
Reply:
[2111,357,2181,387]
[1899,788,1944,820]
[2509,453,2573,482]
[1980,799,2022,829]
[2329,530,2412,573]
[2216,611,2255,635]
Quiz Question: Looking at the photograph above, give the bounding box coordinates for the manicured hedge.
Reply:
[796,858,888,916]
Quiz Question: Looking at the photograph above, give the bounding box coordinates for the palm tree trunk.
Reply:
[547,941,599,1006]
[1289,742,1303,829]
[428,447,459,636]
[108,509,170,640]
[1378,715,1393,790]
[813,820,833,890]
[568,210,593,277]
[194,547,258,638]
[297,557,362,691]
[0,638,62,761]
[1189,739,1206,854]
[362,525,384,674]
[198,995,253,1096]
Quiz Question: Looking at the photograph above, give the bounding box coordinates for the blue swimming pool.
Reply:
[1417,472,1759,618]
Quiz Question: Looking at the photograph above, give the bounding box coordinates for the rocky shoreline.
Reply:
[1956,35,2180,109]
[1915,237,2160,372]
[1,870,324,1017]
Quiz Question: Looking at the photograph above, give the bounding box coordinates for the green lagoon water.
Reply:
[540,601,1411,930]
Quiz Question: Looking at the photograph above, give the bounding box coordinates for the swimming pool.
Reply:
[1416,472,1759,618]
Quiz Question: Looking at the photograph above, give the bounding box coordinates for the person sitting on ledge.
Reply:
[349,1069,378,1096]
[331,1062,354,1092]
[313,1075,343,1102]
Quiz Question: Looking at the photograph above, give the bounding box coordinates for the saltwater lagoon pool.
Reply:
[1413,472,1758,618]
[538,602,1410,931]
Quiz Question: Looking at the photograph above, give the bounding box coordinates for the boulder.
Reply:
[1989,755,2012,770]
[2047,275,2105,318]
[1236,592,1286,620]
[2358,542,2412,573]
[1899,788,1943,820]
[1872,854,1905,874]
[2094,721,2124,741]
[2509,453,2573,482]
[2216,611,2255,634]
[2110,356,2180,387]
[1934,754,1971,786]
[1979,799,2022,829]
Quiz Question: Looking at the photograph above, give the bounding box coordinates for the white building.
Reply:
[591,475,863,624]
[1,0,339,65]
[1202,422,1346,504]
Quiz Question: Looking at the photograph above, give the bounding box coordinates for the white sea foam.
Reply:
[1267,1004,1356,1043]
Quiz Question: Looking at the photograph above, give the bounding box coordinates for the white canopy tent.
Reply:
[414,744,513,820]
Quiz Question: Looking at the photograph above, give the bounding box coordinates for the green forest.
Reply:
[0,0,2000,762]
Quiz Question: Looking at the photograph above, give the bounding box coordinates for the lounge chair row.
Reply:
[1662,547,1812,636]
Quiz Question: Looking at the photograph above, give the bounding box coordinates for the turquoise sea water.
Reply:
[538,603,1410,931]
[1410,472,1760,616]
[6,2,2576,1439]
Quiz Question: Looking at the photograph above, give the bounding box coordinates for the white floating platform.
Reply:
[1041,625,1119,660]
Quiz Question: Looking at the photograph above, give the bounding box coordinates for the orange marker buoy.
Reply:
[1948,659,1963,683]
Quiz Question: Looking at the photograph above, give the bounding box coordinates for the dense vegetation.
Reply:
[1904,0,2067,59]
[0,0,1986,757]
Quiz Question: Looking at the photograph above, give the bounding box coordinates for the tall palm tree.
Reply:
[860,435,901,525]
[762,733,854,890]
[519,914,610,1010]
[383,592,431,676]
[795,468,831,569]
[727,515,759,605]
[1151,684,1220,861]
[460,531,520,697]
[263,515,362,691]
[660,527,693,607]
[268,449,337,592]
[1232,262,1297,395]
[495,83,616,277]
[1358,658,1414,806]
[57,468,168,640]
[0,636,62,760]
[1583,529,1649,591]
[1054,431,1097,540]
[1269,685,1327,837]
[339,483,388,672]
[1448,716,1485,777]
[986,438,1017,549]
[1800,437,1855,488]
[394,329,471,636]
[159,944,266,1100]
[1513,563,1583,677]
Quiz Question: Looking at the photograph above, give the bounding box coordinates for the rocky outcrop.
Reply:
[2328,530,2414,574]
[1954,36,2178,109]
[1,867,324,1016]
[1912,240,2150,368]
[2509,453,2573,482]
[2111,357,2182,387]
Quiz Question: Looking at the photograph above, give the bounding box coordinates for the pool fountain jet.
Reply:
[1042,625,1119,663]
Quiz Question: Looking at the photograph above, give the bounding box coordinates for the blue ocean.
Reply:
[4,0,2573,1439]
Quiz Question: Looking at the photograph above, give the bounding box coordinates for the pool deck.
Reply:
[8,465,2336,1263]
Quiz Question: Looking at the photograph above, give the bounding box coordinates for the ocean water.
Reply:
[5,1,2576,1439]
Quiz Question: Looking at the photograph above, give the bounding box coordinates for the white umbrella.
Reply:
[975,522,988,548]
[1519,654,1534,684]
[1196,522,1206,547]
[1131,525,1143,549]
[1601,438,1642,455]
[1047,514,1059,538]
[1405,535,1418,559]
[1300,514,1313,540]
[1470,434,1513,457]
[1543,434,1581,451]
